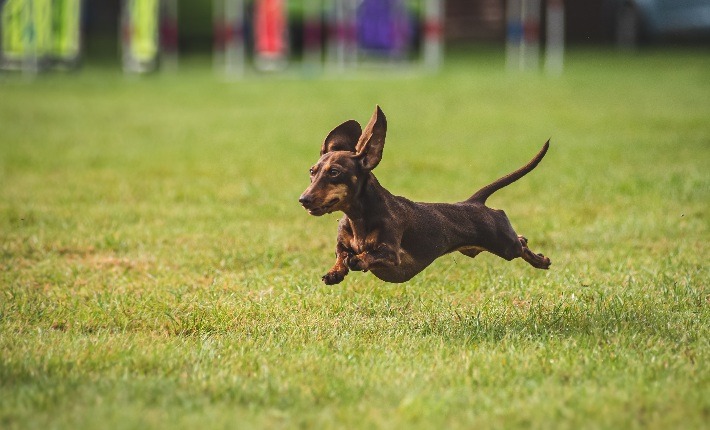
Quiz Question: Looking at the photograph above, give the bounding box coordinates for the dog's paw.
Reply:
[322,271,346,285]
[347,255,369,272]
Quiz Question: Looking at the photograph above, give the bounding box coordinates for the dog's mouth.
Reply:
[305,198,340,216]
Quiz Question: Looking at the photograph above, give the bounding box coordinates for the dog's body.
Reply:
[299,106,551,284]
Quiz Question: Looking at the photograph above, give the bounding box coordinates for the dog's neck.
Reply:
[342,172,391,234]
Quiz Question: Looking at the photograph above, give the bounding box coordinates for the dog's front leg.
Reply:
[348,243,400,272]
[322,242,352,285]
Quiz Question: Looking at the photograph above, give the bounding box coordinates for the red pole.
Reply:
[255,0,286,56]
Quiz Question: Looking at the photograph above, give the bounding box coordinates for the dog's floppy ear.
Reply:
[321,120,362,155]
[355,105,387,170]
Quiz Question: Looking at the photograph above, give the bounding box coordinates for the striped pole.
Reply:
[326,0,355,72]
[214,0,245,77]
[506,0,540,72]
[422,0,443,70]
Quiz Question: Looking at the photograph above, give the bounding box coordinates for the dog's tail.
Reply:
[467,140,549,204]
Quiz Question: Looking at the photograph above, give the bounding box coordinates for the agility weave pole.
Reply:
[254,0,289,71]
[0,0,82,72]
[213,0,443,77]
[214,0,246,76]
[506,0,566,75]
[121,0,177,74]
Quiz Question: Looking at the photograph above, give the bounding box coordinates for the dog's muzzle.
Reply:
[299,194,339,216]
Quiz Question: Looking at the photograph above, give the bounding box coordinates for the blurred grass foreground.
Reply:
[1,48,709,429]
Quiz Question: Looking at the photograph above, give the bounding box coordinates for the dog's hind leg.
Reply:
[474,209,551,269]
[518,236,551,269]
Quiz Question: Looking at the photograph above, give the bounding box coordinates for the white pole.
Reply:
[343,0,357,70]
[544,0,564,76]
[327,0,347,72]
[505,0,522,72]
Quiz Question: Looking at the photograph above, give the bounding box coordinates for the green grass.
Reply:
[1,49,708,429]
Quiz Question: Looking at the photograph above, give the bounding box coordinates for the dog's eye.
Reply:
[309,168,316,176]
[328,168,340,177]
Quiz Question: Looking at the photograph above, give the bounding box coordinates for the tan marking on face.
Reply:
[325,183,348,202]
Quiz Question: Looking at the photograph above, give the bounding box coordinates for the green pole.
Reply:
[1,0,27,62]
[51,0,81,62]
[34,0,52,57]
[130,0,159,64]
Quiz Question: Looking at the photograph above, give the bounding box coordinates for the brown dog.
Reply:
[299,106,551,284]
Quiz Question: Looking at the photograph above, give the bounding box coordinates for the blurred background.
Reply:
[2,0,709,75]
[84,0,710,55]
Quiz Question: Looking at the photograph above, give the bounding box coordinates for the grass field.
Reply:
[1,49,708,429]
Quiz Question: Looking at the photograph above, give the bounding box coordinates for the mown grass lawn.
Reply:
[1,49,708,429]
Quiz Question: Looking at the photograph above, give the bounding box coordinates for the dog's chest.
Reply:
[343,218,380,254]
[347,230,379,254]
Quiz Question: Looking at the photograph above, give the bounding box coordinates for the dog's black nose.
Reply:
[299,195,313,206]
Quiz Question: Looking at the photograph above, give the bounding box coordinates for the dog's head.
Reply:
[299,105,387,216]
